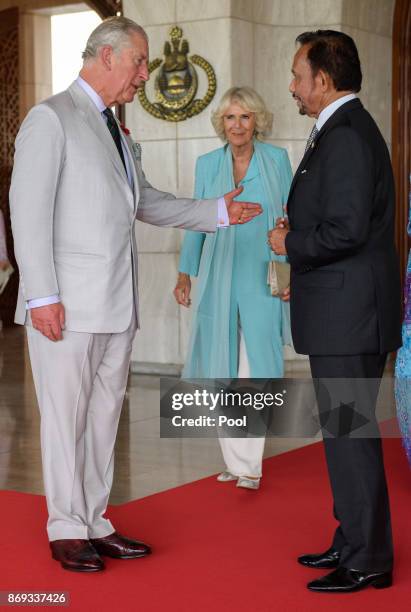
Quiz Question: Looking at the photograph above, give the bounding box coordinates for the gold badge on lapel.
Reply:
[137,26,216,122]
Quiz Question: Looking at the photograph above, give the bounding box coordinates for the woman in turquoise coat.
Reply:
[174,87,292,489]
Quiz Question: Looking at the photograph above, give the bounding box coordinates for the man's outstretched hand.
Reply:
[224,187,262,225]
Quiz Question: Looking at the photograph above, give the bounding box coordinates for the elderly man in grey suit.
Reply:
[10,17,261,572]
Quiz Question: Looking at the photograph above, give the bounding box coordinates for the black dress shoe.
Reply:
[50,539,105,572]
[307,567,393,593]
[298,546,340,569]
[90,532,151,559]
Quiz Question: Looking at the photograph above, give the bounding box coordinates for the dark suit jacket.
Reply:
[285,98,402,356]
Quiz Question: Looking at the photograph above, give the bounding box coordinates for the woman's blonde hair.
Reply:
[211,86,273,141]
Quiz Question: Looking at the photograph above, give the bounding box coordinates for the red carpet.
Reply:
[1,439,410,612]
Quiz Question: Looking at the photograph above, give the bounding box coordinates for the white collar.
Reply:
[316,93,357,131]
[76,76,106,113]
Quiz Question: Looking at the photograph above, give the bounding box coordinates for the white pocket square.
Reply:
[132,142,142,161]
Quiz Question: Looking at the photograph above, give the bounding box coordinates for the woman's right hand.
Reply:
[173,273,192,307]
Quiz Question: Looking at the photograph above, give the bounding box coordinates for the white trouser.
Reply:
[218,333,265,478]
[26,315,137,541]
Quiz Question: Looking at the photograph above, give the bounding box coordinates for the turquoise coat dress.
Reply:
[179,142,293,378]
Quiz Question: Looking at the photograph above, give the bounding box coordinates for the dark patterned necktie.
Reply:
[305,125,319,153]
[102,108,127,172]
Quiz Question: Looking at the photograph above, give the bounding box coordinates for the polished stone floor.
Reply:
[0,326,397,505]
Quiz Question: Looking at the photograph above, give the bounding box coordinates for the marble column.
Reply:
[19,11,52,121]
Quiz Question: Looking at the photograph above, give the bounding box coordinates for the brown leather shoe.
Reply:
[90,532,151,559]
[50,539,105,572]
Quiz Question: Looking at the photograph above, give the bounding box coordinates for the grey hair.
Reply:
[82,16,147,62]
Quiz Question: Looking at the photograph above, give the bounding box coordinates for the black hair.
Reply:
[296,30,362,92]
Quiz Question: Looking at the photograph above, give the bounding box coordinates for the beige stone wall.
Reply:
[123,0,395,369]
[341,0,395,146]
[125,0,223,368]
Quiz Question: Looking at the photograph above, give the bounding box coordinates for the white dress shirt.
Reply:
[315,93,357,131]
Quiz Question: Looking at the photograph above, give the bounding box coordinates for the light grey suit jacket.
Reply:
[10,81,218,333]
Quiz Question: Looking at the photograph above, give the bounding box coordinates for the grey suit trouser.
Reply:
[26,313,137,541]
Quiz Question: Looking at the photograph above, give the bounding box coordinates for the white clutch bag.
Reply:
[267,261,290,296]
[0,263,14,295]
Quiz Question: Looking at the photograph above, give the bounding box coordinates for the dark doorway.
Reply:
[392,0,411,284]
[0,8,19,326]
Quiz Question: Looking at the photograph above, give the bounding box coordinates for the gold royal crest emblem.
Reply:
[137,26,216,122]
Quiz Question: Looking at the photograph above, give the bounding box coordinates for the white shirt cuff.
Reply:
[26,294,60,310]
[217,197,229,227]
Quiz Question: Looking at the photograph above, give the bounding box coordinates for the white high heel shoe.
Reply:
[216,471,237,482]
[236,476,260,490]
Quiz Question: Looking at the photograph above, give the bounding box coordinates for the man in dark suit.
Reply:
[269,30,402,593]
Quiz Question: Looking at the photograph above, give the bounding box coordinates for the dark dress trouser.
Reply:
[309,353,393,572]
